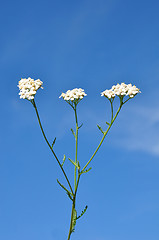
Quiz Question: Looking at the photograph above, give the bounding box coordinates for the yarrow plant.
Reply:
[59,88,87,101]
[101,82,140,99]
[18,77,43,100]
[18,78,140,240]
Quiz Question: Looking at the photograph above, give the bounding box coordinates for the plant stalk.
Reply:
[67,174,80,240]
[32,99,74,195]
[82,102,123,172]
[67,104,80,240]
[74,105,78,190]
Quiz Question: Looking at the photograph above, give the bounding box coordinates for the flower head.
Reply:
[101,83,140,100]
[59,88,87,102]
[18,77,43,100]
[101,89,115,99]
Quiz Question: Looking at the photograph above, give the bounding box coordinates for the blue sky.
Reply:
[0,0,159,239]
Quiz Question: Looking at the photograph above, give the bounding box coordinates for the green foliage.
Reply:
[29,88,128,240]
[77,161,80,170]
[71,209,77,233]
[97,125,104,134]
[57,179,73,201]
[80,167,92,175]
[68,158,79,169]
[76,205,88,220]
[51,137,56,148]
[66,192,73,201]
[62,154,66,166]
[71,128,76,137]
[78,123,83,129]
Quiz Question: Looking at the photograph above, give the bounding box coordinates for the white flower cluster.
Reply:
[101,83,140,99]
[59,88,87,101]
[18,77,43,100]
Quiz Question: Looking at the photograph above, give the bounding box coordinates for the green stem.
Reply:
[31,99,74,195]
[67,174,80,240]
[110,100,113,121]
[67,200,75,240]
[82,102,123,172]
[74,106,78,191]
[67,104,80,240]
[123,97,131,104]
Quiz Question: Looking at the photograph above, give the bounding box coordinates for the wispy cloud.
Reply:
[64,100,159,157]
[112,104,159,156]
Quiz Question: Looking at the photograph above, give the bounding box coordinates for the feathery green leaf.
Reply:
[76,205,88,220]
[80,167,92,175]
[57,179,73,199]
[97,125,104,134]
[78,123,83,129]
[68,158,79,169]
[71,209,77,233]
[62,154,66,166]
[51,137,56,148]
[71,128,76,137]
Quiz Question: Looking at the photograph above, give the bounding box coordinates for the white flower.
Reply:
[59,88,87,102]
[18,77,43,100]
[101,89,115,99]
[126,85,140,98]
[101,83,140,99]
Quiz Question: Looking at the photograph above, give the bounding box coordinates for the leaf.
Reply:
[71,209,77,233]
[77,161,80,170]
[62,154,66,166]
[76,205,88,220]
[57,179,73,200]
[66,192,73,201]
[68,158,79,169]
[51,137,56,148]
[71,128,76,137]
[97,125,104,134]
[80,167,92,175]
[78,123,83,129]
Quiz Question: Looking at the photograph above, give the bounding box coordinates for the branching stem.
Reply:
[31,97,128,240]
[82,101,123,172]
[31,99,74,195]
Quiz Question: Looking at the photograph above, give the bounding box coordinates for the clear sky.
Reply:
[0,0,159,239]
